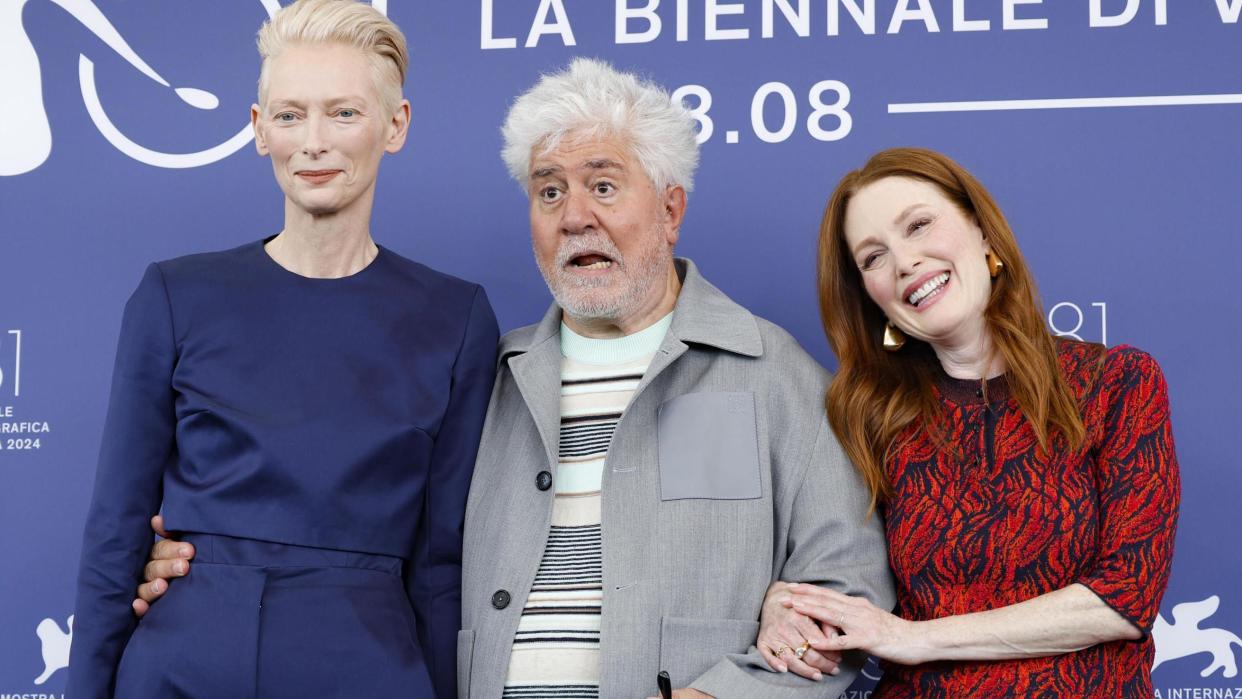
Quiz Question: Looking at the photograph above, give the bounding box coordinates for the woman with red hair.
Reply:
[758,147,1180,696]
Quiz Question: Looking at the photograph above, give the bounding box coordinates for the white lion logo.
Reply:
[1153,596,1242,678]
[34,614,73,685]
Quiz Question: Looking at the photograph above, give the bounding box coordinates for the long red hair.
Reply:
[817,148,1088,511]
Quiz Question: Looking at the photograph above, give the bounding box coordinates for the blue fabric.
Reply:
[113,534,424,698]
[69,240,498,698]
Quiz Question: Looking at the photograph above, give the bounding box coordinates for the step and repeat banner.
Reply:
[2,1,1239,696]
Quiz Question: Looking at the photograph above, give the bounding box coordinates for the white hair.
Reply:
[501,58,700,193]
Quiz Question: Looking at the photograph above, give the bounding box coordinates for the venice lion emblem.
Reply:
[34,614,73,685]
[1153,596,1242,678]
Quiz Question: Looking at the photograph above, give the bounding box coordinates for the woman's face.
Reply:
[251,42,407,219]
[842,176,994,352]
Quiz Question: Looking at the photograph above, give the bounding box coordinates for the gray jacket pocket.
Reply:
[658,616,761,686]
[457,629,474,698]
[657,392,761,500]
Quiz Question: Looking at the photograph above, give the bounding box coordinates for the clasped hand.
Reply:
[758,581,926,680]
[131,515,194,617]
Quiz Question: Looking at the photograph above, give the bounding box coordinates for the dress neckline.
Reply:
[935,368,1011,405]
[255,235,384,282]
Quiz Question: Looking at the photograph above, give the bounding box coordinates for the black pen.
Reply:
[657,670,673,699]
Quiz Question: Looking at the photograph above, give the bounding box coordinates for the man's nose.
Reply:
[559,189,596,234]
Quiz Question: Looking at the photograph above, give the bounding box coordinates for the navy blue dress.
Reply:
[68,240,498,698]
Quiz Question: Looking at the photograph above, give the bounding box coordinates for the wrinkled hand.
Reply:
[132,515,195,618]
[785,583,926,666]
[644,688,712,699]
[758,581,843,680]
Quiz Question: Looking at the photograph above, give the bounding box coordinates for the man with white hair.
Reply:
[459,58,893,699]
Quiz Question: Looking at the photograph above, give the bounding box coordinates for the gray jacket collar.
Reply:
[499,257,764,360]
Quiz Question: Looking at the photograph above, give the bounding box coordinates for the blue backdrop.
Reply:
[2,1,1239,696]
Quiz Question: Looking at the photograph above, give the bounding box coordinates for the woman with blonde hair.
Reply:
[758,147,1179,696]
[68,2,496,696]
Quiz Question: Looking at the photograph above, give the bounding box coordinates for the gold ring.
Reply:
[794,641,811,659]
[773,645,790,657]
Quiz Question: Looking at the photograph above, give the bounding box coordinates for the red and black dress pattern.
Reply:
[875,341,1180,698]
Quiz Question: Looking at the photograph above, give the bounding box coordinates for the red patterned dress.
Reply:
[875,341,1180,698]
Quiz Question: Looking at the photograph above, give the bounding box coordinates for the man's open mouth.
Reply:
[569,253,614,270]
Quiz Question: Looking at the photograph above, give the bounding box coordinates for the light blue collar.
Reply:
[560,312,674,364]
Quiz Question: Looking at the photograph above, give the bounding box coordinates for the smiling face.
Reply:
[528,135,686,335]
[252,42,408,219]
[843,176,994,352]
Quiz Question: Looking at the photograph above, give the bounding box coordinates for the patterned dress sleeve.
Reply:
[1075,347,1181,635]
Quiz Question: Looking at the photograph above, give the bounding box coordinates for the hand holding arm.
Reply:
[132,514,195,617]
[756,581,843,679]
[787,582,1137,665]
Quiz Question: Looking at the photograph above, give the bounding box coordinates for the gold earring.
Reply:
[985,251,1004,278]
[882,322,906,352]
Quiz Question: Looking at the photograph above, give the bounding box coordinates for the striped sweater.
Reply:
[502,314,672,699]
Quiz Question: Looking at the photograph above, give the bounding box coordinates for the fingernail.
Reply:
[180,545,192,557]
[812,672,823,681]
[154,580,164,593]
[831,667,840,676]
[175,561,186,574]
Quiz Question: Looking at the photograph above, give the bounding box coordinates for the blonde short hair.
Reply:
[256,0,408,115]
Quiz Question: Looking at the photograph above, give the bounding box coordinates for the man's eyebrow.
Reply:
[531,159,624,180]
[530,165,563,179]
[583,159,624,171]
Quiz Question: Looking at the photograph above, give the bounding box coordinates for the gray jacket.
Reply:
[459,259,894,698]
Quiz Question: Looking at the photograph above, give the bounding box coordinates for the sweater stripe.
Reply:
[503,353,654,698]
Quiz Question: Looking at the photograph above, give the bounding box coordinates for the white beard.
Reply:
[538,225,672,324]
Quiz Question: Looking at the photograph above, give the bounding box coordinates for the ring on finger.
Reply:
[794,641,811,659]
[773,645,790,657]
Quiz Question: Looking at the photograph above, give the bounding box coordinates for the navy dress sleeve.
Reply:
[406,285,498,699]
[69,264,178,698]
